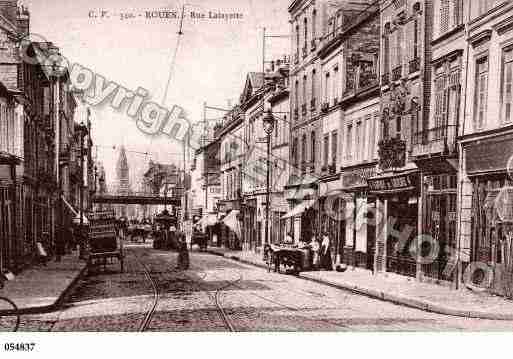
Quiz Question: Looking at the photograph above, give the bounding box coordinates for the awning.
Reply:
[198,213,218,227]
[222,210,241,238]
[281,199,315,219]
[490,187,513,223]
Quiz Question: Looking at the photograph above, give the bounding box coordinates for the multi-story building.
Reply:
[267,60,291,244]
[367,0,432,279]
[412,0,465,285]
[218,104,245,249]
[325,3,380,269]
[285,0,327,244]
[459,0,513,294]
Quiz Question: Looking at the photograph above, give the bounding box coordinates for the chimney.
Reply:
[0,0,18,26]
[17,5,29,36]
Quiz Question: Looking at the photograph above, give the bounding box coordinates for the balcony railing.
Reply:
[378,137,407,170]
[409,57,420,74]
[359,71,378,89]
[411,125,458,157]
[381,72,390,86]
[392,66,402,81]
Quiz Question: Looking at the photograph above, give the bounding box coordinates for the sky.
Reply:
[24,0,291,189]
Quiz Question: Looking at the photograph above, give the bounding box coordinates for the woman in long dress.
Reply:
[310,234,320,270]
[321,232,333,271]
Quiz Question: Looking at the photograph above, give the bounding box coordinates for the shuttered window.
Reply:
[502,48,513,123]
[440,0,449,34]
[475,57,488,129]
[323,135,329,167]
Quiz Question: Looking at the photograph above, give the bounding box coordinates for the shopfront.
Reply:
[283,176,317,244]
[342,165,377,270]
[217,199,241,250]
[368,170,420,278]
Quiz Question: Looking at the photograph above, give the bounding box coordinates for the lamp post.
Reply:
[262,109,275,256]
[76,119,88,259]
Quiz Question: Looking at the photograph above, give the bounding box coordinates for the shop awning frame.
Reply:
[281,199,315,219]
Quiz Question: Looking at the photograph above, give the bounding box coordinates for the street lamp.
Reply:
[262,109,275,256]
[76,119,88,259]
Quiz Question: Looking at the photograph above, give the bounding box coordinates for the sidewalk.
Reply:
[0,254,87,314]
[206,246,513,320]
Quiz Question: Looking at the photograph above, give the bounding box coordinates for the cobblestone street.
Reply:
[6,244,513,332]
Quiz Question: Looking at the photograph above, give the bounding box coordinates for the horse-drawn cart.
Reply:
[87,210,124,273]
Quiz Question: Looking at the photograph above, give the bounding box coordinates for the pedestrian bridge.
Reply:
[92,193,181,206]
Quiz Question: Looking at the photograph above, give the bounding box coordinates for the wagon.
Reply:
[264,244,308,274]
[87,210,124,273]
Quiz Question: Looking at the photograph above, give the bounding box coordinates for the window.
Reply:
[331,131,337,165]
[312,10,316,43]
[301,134,307,164]
[396,26,403,68]
[346,124,353,160]
[333,65,339,102]
[296,24,300,55]
[325,72,330,103]
[502,47,513,123]
[295,79,299,114]
[440,0,462,35]
[356,121,362,161]
[311,131,316,163]
[323,135,329,167]
[292,137,298,166]
[440,0,449,34]
[384,23,390,75]
[304,18,308,48]
[475,56,488,129]
[312,70,316,105]
[413,17,419,59]
[434,67,447,131]
[303,74,307,107]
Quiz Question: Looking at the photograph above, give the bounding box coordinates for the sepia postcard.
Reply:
[0,0,513,357]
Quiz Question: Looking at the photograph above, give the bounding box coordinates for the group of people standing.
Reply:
[309,232,333,271]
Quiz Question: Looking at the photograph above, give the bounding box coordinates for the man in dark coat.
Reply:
[176,231,189,270]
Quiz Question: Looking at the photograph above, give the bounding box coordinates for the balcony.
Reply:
[409,57,420,74]
[392,66,402,81]
[411,125,457,158]
[302,45,308,58]
[310,97,316,111]
[310,39,317,51]
[381,73,390,86]
[378,137,407,170]
[358,70,378,89]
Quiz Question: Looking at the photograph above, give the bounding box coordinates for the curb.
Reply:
[1,262,88,316]
[206,249,513,321]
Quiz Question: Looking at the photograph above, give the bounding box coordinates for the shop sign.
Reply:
[217,200,240,212]
[466,132,513,175]
[342,166,377,188]
[368,172,419,193]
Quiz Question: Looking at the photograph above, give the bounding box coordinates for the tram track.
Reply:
[132,251,160,332]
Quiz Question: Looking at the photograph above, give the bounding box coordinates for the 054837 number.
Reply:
[4,343,36,351]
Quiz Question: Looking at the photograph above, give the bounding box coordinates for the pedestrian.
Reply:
[321,231,333,271]
[310,234,320,270]
[176,232,190,270]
